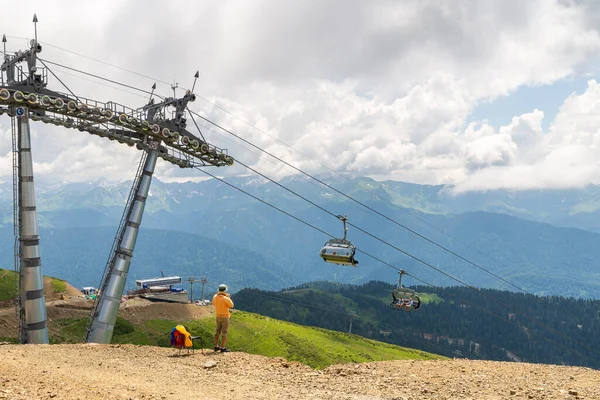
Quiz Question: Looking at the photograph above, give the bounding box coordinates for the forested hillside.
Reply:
[233,281,600,369]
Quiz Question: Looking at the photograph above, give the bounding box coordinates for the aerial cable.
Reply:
[15,38,593,361]
[31,46,548,305]
[188,102,517,283]
[193,166,334,239]
[186,107,207,142]
[194,165,393,274]
[28,46,584,308]
[39,41,173,87]
[43,65,150,100]
[24,46,588,324]
[224,156,493,293]
[175,74,578,307]
[192,109,548,299]
[37,59,82,103]
[38,52,594,363]
[196,160,600,362]
[189,115,362,209]
[38,58,165,99]
[195,118,283,164]
[181,87,527,285]
[187,107,580,310]
[202,152,548,320]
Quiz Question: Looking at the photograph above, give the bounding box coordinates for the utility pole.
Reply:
[348,311,357,334]
[200,276,210,301]
[187,276,200,303]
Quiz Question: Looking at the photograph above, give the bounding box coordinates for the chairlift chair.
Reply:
[390,270,421,311]
[319,214,359,266]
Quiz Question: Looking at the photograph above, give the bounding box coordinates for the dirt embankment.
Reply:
[0,295,214,339]
[0,277,80,310]
[117,297,214,325]
[44,278,82,300]
[0,344,598,400]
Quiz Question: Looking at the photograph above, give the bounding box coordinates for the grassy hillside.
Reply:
[0,268,75,303]
[234,282,600,369]
[0,269,18,301]
[49,311,445,369]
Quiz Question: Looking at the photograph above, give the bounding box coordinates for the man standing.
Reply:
[212,283,234,352]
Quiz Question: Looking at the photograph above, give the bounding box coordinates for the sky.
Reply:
[2,0,600,193]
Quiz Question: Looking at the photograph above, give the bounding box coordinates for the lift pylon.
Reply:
[16,107,49,344]
[0,17,49,344]
[86,148,157,343]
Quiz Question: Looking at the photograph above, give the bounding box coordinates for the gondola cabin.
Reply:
[320,238,359,266]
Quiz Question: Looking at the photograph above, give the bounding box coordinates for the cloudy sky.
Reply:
[2,0,600,192]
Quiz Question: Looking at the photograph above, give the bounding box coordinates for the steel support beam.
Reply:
[87,150,158,343]
[17,107,49,344]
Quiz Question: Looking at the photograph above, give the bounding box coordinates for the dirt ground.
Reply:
[0,344,598,400]
[1,295,599,399]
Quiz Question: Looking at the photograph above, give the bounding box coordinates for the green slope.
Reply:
[50,311,445,369]
[234,282,600,369]
[0,268,17,301]
[0,268,69,302]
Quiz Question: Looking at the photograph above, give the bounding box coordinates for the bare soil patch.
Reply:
[117,298,214,325]
[0,344,598,399]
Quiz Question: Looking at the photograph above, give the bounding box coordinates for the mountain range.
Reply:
[0,174,599,298]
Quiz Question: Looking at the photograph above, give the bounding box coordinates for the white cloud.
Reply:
[452,80,600,192]
[2,0,600,192]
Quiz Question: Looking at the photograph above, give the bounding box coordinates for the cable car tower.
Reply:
[186,276,210,302]
[0,15,234,344]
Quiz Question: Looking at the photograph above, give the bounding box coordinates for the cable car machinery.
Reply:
[0,15,234,344]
